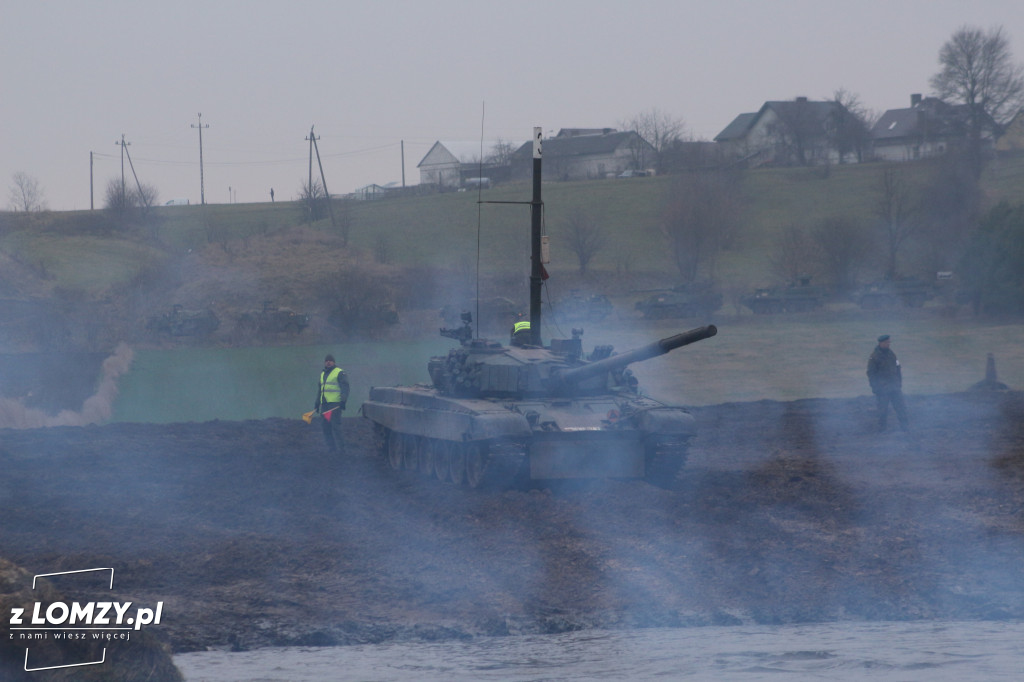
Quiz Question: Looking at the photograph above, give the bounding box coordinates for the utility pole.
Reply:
[191,113,209,205]
[308,125,337,228]
[401,140,406,188]
[116,134,130,207]
[90,151,94,210]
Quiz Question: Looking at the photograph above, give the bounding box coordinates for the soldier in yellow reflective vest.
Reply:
[510,319,531,346]
[315,354,350,452]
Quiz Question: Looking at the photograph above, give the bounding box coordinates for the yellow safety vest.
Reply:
[513,321,531,334]
[319,367,345,403]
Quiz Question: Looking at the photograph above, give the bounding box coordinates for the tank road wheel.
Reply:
[386,430,403,470]
[418,439,434,478]
[433,441,452,483]
[644,438,689,490]
[464,442,490,489]
[449,443,466,485]
[403,435,420,472]
[372,424,388,458]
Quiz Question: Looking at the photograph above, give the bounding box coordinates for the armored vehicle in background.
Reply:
[361,128,719,489]
[635,282,723,319]
[236,301,311,336]
[853,278,934,309]
[146,305,219,337]
[742,276,825,314]
[555,291,613,323]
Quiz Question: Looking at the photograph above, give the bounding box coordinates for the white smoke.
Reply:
[0,343,134,428]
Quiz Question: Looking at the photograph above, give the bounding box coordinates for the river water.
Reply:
[174,620,1024,681]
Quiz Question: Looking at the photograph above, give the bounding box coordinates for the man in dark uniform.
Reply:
[867,334,909,432]
[315,354,350,452]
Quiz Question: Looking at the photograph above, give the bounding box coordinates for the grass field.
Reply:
[110,308,1023,422]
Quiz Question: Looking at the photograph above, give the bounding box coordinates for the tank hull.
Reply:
[362,385,696,484]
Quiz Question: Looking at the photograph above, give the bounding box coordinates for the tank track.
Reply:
[376,428,527,490]
[644,437,690,489]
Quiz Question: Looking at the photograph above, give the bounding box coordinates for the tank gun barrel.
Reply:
[558,325,717,385]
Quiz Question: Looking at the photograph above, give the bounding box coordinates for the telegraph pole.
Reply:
[90,151,94,210]
[116,134,130,207]
[308,125,337,228]
[191,113,209,205]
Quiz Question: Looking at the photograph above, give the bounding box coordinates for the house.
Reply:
[996,109,1024,153]
[869,94,986,162]
[509,129,655,181]
[417,140,516,188]
[714,97,857,166]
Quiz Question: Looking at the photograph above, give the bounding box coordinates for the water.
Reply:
[174,620,1024,681]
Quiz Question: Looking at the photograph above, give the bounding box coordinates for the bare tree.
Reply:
[299,179,328,223]
[826,89,874,163]
[767,98,820,166]
[875,166,918,279]
[916,151,982,272]
[560,209,606,275]
[770,225,822,282]
[486,139,516,166]
[8,172,47,212]
[663,171,743,282]
[333,196,354,247]
[813,216,869,293]
[103,178,157,216]
[621,108,687,172]
[930,25,1024,177]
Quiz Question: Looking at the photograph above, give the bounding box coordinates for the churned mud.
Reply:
[2,391,1024,654]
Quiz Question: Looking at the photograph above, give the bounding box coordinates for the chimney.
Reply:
[911,93,922,107]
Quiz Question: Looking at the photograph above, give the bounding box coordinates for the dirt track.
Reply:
[2,391,1024,653]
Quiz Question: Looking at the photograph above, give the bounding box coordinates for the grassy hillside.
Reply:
[2,153,1023,305]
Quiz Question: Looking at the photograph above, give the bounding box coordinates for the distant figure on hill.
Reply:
[866,334,909,432]
[270,188,275,202]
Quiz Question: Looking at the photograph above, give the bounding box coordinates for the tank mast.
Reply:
[529,127,543,346]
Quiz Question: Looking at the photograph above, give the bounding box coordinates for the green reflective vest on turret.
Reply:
[513,321,530,334]
[319,367,346,403]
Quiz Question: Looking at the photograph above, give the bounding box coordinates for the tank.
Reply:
[235,301,310,336]
[362,321,716,488]
[853,278,934,309]
[146,304,219,337]
[362,129,718,489]
[742,276,824,314]
[555,291,614,323]
[635,282,723,319]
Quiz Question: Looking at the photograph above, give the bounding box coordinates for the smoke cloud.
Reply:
[0,343,134,428]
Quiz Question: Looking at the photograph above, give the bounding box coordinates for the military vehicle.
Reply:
[555,291,613,323]
[236,301,310,335]
[361,128,718,489]
[635,282,722,319]
[742,276,825,314]
[853,278,934,309]
[146,304,219,337]
[328,297,399,334]
[362,320,716,488]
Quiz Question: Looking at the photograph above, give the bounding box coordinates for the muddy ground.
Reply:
[2,391,1024,654]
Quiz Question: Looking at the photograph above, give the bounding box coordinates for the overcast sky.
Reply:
[3,0,1022,210]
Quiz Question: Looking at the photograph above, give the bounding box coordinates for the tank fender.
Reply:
[634,406,697,437]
